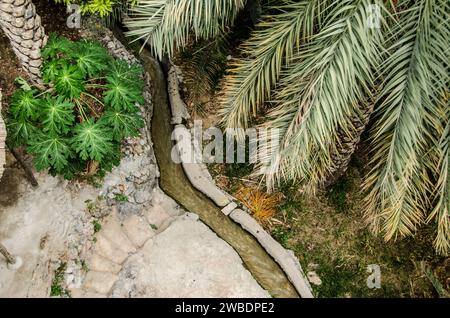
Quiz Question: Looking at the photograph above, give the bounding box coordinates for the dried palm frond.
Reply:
[236,186,283,221]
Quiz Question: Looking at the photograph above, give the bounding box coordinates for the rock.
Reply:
[94,234,129,265]
[68,288,84,298]
[144,205,170,229]
[69,288,107,298]
[151,189,183,217]
[83,291,107,298]
[98,213,136,255]
[89,253,122,274]
[183,212,199,221]
[121,215,155,248]
[133,188,152,204]
[117,201,142,217]
[110,216,270,298]
[83,271,118,295]
[307,271,322,286]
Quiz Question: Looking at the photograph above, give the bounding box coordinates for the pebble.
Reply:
[307,271,322,286]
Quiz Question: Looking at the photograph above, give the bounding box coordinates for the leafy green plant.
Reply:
[271,225,291,248]
[7,33,145,179]
[114,193,129,202]
[52,0,138,23]
[50,262,70,297]
[93,220,102,233]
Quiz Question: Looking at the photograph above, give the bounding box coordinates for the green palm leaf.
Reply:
[258,0,383,190]
[125,0,246,59]
[363,0,450,242]
[428,107,450,254]
[220,0,328,129]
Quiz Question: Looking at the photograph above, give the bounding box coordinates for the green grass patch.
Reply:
[114,193,129,202]
[93,220,102,233]
[50,262,70,297]
[271,226,291,248]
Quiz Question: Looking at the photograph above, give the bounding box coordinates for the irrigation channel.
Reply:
[141,51,299,298]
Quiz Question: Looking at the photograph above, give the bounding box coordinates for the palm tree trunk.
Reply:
[0,0,47,82]
[321,103,373,188]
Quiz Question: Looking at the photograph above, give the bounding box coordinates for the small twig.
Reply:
[85,84,106,89]
[270,218,285,226]
[237,177,259,184]
[74,99,89,122]
[7,145,38,187]
[34,87,54,98]
[79,94,102,117]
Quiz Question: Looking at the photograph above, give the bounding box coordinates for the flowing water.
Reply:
[141,52,299,298]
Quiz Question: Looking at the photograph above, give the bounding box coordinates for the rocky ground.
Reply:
[71,191,269,298]
[0,169,269,298]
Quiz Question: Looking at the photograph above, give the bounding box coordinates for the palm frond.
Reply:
[427,92,450,255]
[176,36,229,113]
[102,0,137,26]
[124,0,245,59]
[256,0,383,191]
[219,0,329,129]
[363,0,450,243]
